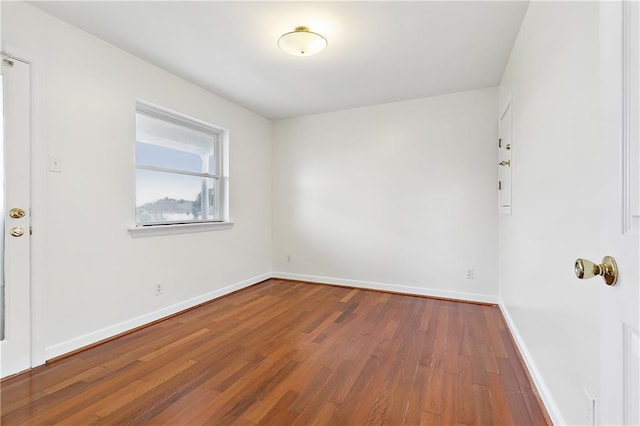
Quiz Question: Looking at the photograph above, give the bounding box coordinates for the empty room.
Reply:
[1,1,638,425]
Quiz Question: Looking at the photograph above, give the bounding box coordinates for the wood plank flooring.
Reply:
[1,279,550,425]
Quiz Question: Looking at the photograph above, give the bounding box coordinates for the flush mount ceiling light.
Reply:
[278,26,328,57]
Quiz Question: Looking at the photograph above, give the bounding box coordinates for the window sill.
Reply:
[128,221,234,238]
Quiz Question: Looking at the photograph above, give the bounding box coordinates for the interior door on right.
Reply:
[598,1,640,424]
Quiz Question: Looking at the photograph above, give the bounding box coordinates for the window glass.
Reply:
[136,113,216,174]
[136,169,218,224]
[134,104,223,226]
[135,142,203,174]
[208,155,217,175]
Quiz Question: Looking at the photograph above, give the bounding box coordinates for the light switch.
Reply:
[49,155,62,173]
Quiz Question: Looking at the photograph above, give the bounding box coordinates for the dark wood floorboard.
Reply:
[1,279,551,425]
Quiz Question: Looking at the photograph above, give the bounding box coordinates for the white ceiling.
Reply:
[29,1,529,120]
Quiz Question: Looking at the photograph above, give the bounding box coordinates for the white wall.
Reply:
[498,3,601,424]
[5,7,606,423]
[3,2,272,359]
[273,88,498,302]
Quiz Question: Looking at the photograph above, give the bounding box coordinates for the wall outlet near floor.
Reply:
[584,387,595,426]
[155,281,164,296]
[286,254,292,263]
[466,269,474,279]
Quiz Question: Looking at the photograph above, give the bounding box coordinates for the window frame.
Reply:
[129,102,232,237]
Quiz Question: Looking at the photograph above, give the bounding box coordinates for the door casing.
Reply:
[1,44,46,374]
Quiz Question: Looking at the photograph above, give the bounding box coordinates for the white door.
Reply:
[0,53,32,378]
[598,2,640,424]
[498,102,512,215]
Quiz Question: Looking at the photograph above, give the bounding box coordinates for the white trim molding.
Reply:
[622,0,640,235]
[498,300,565,426]
[44,272,270,360]
[623,323,640,425]
[128,221,234,238]
[46,272,498,362]
[272,272,498,304]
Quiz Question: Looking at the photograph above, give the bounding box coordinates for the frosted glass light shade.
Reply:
[278,26,327,57]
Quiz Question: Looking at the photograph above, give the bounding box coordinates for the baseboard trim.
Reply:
[498,299,564,425]
[272,272,498,304]
[44,272,271,361]
[41,272,560,424]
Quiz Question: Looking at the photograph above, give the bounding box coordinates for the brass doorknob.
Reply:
[499,160,511,167]
[575,256,618,286]
[10,227,24,238]
[9,208,26,219]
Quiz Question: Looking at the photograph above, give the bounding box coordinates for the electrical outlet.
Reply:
[155,281,164,296]
[286,254,292,263]
[583,388,595,426]
[466,269,474,279]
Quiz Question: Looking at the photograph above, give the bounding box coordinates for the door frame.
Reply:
[1,43,46,370]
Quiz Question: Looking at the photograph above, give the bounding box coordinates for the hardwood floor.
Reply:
[1,279,550,425]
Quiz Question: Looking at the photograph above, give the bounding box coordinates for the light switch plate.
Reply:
[49,155,62,173]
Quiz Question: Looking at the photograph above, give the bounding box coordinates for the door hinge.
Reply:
[498,138,502,148]
[29,226,33,236]
[498,180,502,190]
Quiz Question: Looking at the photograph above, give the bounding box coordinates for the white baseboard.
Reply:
[43,271,561,425]
[498,299,565,425]
[272,272,498,304]
[45,271,499,362]
[44,272,271,360]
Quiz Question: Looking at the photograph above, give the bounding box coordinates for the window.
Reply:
[134,103,226,228]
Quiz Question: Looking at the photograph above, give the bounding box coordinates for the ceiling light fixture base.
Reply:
[278,26,327,57]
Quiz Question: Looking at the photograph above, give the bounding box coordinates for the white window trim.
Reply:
[131,101,231,236]
[128,221,234,238]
